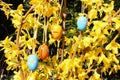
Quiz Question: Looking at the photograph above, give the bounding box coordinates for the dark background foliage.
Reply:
[0,0,120,79]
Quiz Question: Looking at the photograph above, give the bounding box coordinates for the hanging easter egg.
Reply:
[27,54,38,71]
[51,24,62,40]
[77,16,88,31]
[38,44,49,60]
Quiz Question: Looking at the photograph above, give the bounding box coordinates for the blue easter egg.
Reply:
[77,16,88,31]
[27,54,38,71]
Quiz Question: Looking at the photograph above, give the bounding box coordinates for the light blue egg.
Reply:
[27,54,38,71]
[77,16,88,31]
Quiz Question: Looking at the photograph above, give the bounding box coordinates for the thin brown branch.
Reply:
[61,0,66,62]
[113,8,120,17]
[15,5,34,80]
[108,9,120,24]
[16,5,34,47]
[24,5,34,20]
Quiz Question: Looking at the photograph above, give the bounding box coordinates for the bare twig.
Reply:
[61,0,66,62]
[16,5,34,47]
[16,5,34,80]
[113,8,120,17]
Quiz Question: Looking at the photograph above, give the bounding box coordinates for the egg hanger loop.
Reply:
[32,14,40,55]
[43,16,48,44]
[81,2,87,17]
[60,0,63,17]
[81,2,85,14]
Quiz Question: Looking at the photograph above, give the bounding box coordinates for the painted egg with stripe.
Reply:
[27,54,38,71]
[38,44,49,60]
[51,24,62,40]
[77,16,88,31]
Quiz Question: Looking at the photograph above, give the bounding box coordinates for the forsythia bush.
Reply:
[0,0,120,80]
